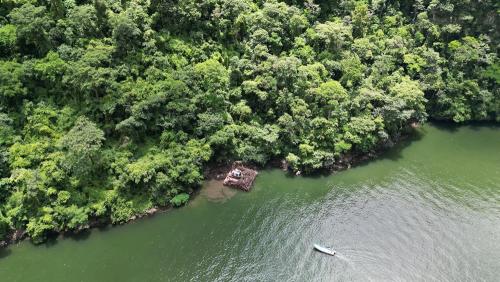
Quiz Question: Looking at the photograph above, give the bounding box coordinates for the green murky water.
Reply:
[1,123,499,281]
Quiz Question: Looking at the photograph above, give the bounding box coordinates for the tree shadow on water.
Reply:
[334,127,426,174]
[61,224,113,243]
[33,224,112,250]
[467,121,500,131]
[0,247,12,259]
[430,120,461,132]
[380,129,425,162]
[62,229,92,242]
[282,128,425,181]
[38,234,59,249]
[430,119,500,132]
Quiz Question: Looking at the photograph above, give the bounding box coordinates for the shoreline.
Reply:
[0,126,421,248]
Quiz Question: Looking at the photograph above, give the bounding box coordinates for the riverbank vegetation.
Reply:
[0,0,498,243]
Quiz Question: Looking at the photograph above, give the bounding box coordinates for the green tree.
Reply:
[59,116,105,177]
[0,60,26,105]
[9,3,54,55]
[0,24,17,57]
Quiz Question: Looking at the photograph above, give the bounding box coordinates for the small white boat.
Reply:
[313,244,336,256]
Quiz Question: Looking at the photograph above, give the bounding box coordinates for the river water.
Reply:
[0,124,499,281]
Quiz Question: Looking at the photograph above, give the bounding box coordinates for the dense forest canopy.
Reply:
[0,0,498,243]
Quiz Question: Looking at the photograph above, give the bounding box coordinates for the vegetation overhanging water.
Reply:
[0,123,499,281]
[1,0,499,244]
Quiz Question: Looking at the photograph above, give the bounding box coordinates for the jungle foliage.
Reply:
[0,0,498,243]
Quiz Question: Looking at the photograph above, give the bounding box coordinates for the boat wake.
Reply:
[333,253,356,270]
[334,253,348,261]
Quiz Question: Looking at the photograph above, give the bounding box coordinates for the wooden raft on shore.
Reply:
[223,163,258,191]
